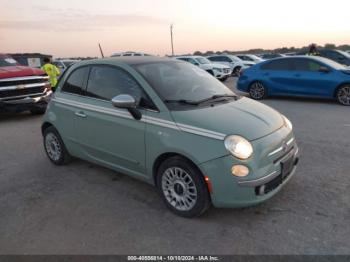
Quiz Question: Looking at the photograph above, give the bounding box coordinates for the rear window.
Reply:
[261,59,293,70]
[61,67,88,95]
[0,56,18,67]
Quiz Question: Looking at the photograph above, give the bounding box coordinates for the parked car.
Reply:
[260,53,284,60]
[0,53,52,114]
[207,55,255,76]
[111,51,151,57]
[42,56,299,217]
[176,56,232,81]
[53,59,80,73]
[318,49,350,66]
[236,54,265,63]
[237,56,350,106]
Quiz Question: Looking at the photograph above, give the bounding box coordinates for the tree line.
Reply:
[191,43,350,56]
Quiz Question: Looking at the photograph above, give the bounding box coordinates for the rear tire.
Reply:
[336,85,350,106]
[249,81,267,100]
[43,126,71,165]
[156,156,211,217]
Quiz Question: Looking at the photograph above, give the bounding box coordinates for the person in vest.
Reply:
[41,57,60,91]
[307,44,320,56]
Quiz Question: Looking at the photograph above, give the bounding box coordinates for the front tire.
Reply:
[336,85,350,106]
[249,81,267,100]
[43,126,71,165]
[157,156,211,217]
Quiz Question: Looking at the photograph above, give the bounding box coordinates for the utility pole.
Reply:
[98,43,105,58]
[170,24,174,56]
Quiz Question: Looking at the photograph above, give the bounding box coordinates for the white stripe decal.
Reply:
[52,97,226,140]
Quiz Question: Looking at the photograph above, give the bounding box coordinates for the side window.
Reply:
[188,58,197,65]
[261,59,293,71]
[208,56,219,62]
[61,67,88,95]
[86,66,156,110]
[178,58,189,62]
[293,59,322,71]
[221,56,232,62]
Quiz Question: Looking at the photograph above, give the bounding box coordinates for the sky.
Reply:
[0,0,349,58]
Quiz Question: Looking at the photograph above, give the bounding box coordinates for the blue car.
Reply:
[237,56,350,105]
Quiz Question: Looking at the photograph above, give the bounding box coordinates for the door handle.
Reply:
[75,111,87,118]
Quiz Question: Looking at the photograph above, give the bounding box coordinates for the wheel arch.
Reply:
[152,152,204,187]
[333,82,350,97]
[41,122,54,135]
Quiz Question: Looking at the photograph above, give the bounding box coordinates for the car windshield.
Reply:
[133,61,236,108]
[0,56,18,67]
[196,57,211,64]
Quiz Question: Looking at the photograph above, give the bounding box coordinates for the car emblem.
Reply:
[16,84,26,90]
[282,141,288,152]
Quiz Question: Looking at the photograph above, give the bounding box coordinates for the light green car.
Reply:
[42,57,299,217]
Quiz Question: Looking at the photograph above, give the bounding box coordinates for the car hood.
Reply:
[171,97,284,141]
[0,66,44,79]
[210,63,230,69]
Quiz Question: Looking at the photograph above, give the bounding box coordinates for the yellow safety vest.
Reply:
[41,63,60,88]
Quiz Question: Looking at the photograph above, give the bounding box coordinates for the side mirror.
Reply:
[194,62,200,66]
[112,94,137,108]
[111,94,142,120]
[318,66,330,73]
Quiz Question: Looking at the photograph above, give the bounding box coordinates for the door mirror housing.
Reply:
[112,94,137,109]
[111,94,142,120]
[318,66,330,73]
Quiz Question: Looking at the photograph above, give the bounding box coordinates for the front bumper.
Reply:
[199,127,299,208]
[0,90,52,112]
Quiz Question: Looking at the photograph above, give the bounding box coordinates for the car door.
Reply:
[260,59,295,95]
[73,64,150,178]
[289,58,335,97]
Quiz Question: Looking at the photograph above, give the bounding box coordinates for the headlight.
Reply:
[213,67,222,72]
[282,115,293,130]
[224,135,253,160]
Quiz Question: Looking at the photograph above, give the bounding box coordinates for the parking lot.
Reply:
[0,77,349,255]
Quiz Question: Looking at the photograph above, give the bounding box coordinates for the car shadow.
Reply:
[0,112,40,122]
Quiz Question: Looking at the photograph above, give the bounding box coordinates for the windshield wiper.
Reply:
[164,94,238,106]
[193,94,239,104]
[164,99,200,105]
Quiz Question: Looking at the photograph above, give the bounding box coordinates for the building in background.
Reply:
[8,53,52,68]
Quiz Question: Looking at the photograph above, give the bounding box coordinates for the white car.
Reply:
[236,54,265,63]
[53,59,80,73]
[175,56,232,81]
[111,51,151,57]
[206,54,255,76]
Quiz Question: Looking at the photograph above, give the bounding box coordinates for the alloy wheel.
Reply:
[161,167,198,211]
[45,133,62,161]
[250,82,266,100]
[337,86,350,106]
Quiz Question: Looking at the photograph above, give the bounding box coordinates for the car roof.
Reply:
[263,55,342,65]
[76,56,174,67]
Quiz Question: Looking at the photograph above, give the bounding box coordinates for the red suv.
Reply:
[0,53,52,114]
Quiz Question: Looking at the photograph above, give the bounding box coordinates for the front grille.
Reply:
[0,75,48,87]
[0,75,49,100]
[0,86,45,99]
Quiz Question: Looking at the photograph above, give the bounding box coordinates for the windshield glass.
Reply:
[0,56,18,67]
[133,61,235,105]
[196,57,211,64]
